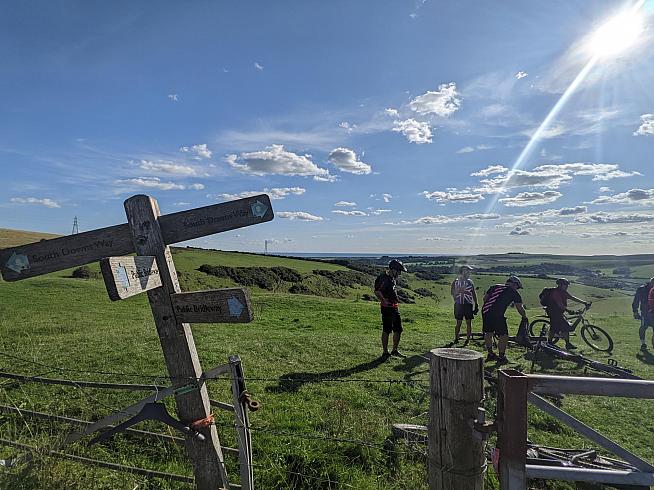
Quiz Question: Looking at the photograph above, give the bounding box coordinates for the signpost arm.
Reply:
[124,194,229,490]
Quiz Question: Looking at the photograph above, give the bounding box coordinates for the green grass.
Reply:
[0,247,653,489]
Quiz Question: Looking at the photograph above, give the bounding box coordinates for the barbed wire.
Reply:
[0,351,430,388]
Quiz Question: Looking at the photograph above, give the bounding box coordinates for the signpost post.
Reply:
[0,193,274,490]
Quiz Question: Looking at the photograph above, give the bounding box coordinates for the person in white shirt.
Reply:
[450,265,478,344]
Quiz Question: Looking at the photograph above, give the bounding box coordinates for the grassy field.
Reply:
[1,230,654,489]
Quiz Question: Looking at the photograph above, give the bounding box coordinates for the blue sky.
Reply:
[2,1,654,255]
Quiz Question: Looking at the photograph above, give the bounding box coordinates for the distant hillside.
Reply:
[0,228,61,249]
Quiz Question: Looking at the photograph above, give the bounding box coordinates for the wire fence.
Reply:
[0,350,434,488]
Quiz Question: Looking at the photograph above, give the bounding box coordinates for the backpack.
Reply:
[539,287,556,307]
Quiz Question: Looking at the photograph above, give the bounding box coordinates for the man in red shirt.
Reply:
[546,278,590,350]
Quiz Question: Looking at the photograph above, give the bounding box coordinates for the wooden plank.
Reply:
[528,375,654,399]
[497,369,528,489]
[171,289,253,324]
[525,465,654,486]
[429,348,484,490]
[159,194,273,245]
[0,224,133,281]
[0,194,275,282]
[100,256,162,301]
[528,392,654,472]
[124,194,229,490]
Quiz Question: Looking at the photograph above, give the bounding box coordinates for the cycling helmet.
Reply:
[388,259,407,272]
[506,275,523,289]
[556,278,570,286]
[459,265,474,273]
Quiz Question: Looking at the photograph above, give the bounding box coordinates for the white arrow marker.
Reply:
[5,253,30,274]
[227,296,244,317]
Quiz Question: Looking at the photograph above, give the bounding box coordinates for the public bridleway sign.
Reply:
[0,195,273,282]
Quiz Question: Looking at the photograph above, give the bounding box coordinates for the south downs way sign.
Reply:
[0,195,273,282]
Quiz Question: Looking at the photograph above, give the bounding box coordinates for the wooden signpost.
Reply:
[0,194,274,490]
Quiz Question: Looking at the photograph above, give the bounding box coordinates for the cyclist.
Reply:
[374,259,407,358]
[632,277,654,350]
[482,276,528,364]
[451,265,478,344]
[545,278,591,350]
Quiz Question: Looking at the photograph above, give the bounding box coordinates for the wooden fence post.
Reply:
[429,348,484,489]
[497,369,527,489]
[124,195,228,490]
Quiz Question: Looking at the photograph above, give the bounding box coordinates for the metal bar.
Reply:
[527,393,654,472]
[230,355,254,490]
[0,371,167,391]
[202,363,231,381]
[528,375,654,398]
[209,399,235,413]
[525,465,654,486]
[0,437,195,484]
[0,404,239,455]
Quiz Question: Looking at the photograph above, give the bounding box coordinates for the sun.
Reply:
[588,9,645,58]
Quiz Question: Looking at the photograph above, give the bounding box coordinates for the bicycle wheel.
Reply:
[580,324,613,353]
[528,319,550,338]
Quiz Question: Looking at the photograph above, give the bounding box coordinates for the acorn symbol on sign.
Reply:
[250,200,268,218]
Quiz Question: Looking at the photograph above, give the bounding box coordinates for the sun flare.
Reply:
[588,9,644,58]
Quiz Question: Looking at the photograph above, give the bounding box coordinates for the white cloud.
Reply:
[339,122,357,132]
[382,193,392,203]
[217,187,306,201]
[370,209,391,215]
[533,163,641,181]
[254,62,264,71]
[558,206,587,215]
[599,186,612,193]
[392,118,433,144]
[188,183,205,190]
[332,210,367,216]
[167,94,178,101]
[173,202,190,206]
[499,191,562,207]
[385,108,399,117]
[387,213,500,225]
[277,211,323,221]
[335,201,357,207]
[180,144,212,159]
[479,168,572,191]
[590,189,654,206]
[138,160,198,176]
[457,146,475,154]
[575,212,654,224]
[327,147,372,175]
[422,189,485,204]
[114,177,189,190]
[225,145,331,179]
[634,114,654,136]
[510,226,531,235]
[10,197,60,208]
[515,71,528,80]
[471,165,508,177]
[409,82,461,117]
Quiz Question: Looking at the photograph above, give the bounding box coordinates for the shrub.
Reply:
[397,289,415,304]
[414,287,434,297]
[71,266,98,279]
[313,269,371,287]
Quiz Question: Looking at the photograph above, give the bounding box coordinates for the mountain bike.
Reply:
[528,303,613,353]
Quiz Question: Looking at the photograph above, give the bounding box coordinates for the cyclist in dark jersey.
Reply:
[482,276,528,364]
[633,278,654,350]
[374,259,407,359]
[546,278,591,350]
